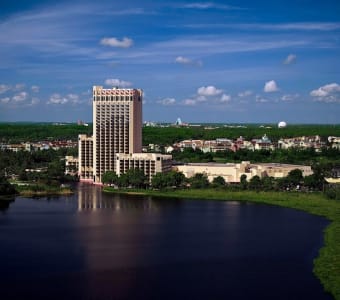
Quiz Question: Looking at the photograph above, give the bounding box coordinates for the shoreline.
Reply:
[18,188,73,197]
[103,187,340,300]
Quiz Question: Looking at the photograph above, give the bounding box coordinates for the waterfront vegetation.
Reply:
[0,148,76,182]
[103,186,340,299]
[15,184,73,197]
[0,176,16,194]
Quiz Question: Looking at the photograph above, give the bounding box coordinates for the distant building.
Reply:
[65,155,79,176]
[251,134,275,151]
[116,153,173,183]
[278,135,324,150]
[175,161,312,183]
[329,136,340,150]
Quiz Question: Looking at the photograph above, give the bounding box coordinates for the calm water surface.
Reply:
[0,184,331,299]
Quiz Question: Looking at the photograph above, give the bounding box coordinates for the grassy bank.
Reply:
[17,184,73,197]
[104,187,340,299]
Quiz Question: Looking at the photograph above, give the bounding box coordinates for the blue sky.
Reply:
[0,0,339,124]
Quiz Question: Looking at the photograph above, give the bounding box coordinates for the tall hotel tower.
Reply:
[92,86,143,183]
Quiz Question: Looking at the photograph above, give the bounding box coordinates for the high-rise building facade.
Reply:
[93,86,143,183]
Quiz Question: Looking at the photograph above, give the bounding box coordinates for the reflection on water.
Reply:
[0,196,15,212]
[77,183,179,212]
[0,183,331,300]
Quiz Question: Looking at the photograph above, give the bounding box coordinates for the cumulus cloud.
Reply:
[181,85,230,106]
[0,97,10,104]
[264,80,279,93]
[100,37,133,48]
[238,90,253,97]
[158,97,176,106]
[175,56,191,64]
[310,83,340,103]
[105,78,132,88]
[183,98,197,106]
[256,95,269,103]
[12,92,28,102]
[197,85,223,96]
[48,93,68,105]
[175,56,202,66]
[31,85,40,93]
[281,94,299,101]
[28,97,40,106]
[47,93,83,105]
[220,94,231,103]
[283,54,297,65]
[67,93,80,104]
[0,84,11,94]
[14,84,25,91]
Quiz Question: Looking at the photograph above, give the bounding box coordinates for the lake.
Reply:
[0,183,332,299]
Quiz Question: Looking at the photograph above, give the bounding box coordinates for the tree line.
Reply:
[1,123,340,144]
[0,148,76,184]
[172,147,340,166]
[102,166,338,198]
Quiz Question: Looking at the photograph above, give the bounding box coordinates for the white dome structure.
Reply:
[278,121,287,128]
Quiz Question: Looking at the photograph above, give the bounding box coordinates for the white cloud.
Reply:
[183,99,197,106]
[100,37,133,48]
[197,85,223,96]
[284,54,296,65]
[158,97,176,106]
[256,95,269,103]
[28,97,40,106]
[47,93,84,105]
[238,90,253,97]
[0,97,10,104]
[183,3,241,10]
[12,92,28,102]
[0,84,11,94]
[175,56,202,66]
[67,93,80,104]
[281,94,299,101]
[14,84,25,91]
[105,78,132,88]
[264,80,279,93]
[175,56,191,64]
[220,94,231,103]
[31,85,40,93]
[310,83,340,103]
[48,93,68,105]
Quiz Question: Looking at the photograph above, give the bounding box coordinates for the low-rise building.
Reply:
[278,135,325,150]
[175,161,312,183]
[116,153,173,182]
[65,155,79,176]
[329,136,340,150]
[252,134,275,151]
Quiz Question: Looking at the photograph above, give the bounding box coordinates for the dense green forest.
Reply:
[0,148,75,183]
[172,147,340,165]
[0,123,92,143]
[142,124,340,145]
[1,123,340,144]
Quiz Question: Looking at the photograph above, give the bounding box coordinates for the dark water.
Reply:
[0,184,331,299]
